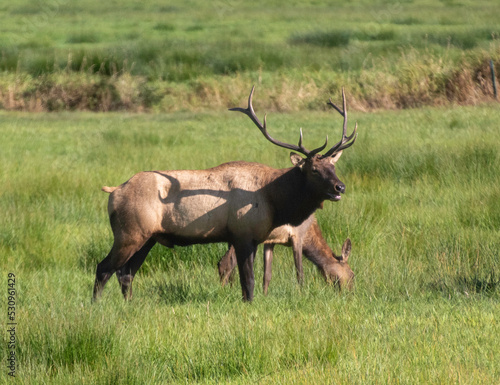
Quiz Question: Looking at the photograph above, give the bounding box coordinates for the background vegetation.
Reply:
[0,0,499,111]
[0,0,499,384]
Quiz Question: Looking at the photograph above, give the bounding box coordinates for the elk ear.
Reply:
[290,152,306,168]
[341,238,351,262]
[329,150,343,164]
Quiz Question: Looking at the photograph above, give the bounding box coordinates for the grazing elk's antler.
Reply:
[321,87,358,158]
[229,86,328,158]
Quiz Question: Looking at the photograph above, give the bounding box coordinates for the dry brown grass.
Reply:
[1,50,498,112]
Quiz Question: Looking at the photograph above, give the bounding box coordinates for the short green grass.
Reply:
[0,105,499,383]
[2,0,499,77]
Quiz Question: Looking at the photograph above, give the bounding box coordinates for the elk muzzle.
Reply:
[327,181,346,201]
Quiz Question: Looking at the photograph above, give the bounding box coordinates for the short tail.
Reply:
[101,186,118,193]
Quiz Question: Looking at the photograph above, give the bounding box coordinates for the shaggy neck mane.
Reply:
[265,166,325,228]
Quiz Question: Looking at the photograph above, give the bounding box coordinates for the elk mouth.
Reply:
[326,192,342,201]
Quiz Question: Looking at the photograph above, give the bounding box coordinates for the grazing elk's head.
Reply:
[325,238,355,290]
[230,86,357,202]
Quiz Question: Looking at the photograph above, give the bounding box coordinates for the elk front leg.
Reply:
[115,239,156,300]
[234,241,257,302]
[263,244,275,296]
[218,244,237,287]
[292,238,304,285]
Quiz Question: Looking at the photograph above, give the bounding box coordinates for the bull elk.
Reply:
[218,214,354,294]
[93,86,357,302]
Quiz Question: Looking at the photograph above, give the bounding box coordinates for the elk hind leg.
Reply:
[116,238,156,300]
[93,239,147,301]
[218,244,237,287]
[263,244,274,296]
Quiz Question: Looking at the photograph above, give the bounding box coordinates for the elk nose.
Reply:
[335,183,345,194]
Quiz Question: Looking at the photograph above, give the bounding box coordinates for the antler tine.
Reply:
[228,86,265,131]
[229,86,327,157]
[321,87,357,158]
[308,134,328,157]
[327,97,343,116]
[334,122,357,152]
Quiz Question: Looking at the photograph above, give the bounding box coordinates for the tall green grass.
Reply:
[0,106,498,383]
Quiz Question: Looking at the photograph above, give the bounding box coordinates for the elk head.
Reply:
[324,238,354,290]
[229,86,357,202]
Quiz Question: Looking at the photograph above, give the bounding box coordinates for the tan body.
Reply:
[94,158,341,302]
[218,215,354,295]
[106,161,280,248]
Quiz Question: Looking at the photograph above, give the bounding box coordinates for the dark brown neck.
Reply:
[266,167,325,228]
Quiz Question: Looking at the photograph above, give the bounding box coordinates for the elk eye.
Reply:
[312,168,320,174]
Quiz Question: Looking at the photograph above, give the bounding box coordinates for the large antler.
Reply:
[321,87,357,158]
[229,86,328,158]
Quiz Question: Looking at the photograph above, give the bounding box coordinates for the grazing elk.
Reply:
[93,87,357,302]
[218,214,354,294]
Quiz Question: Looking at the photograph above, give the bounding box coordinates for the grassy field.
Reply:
[1,0,500,111]
[1,0,499,383]
[1,103,499,383]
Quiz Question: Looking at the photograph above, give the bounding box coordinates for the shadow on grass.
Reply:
[151,279,225,305]
[430,273,499,297]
